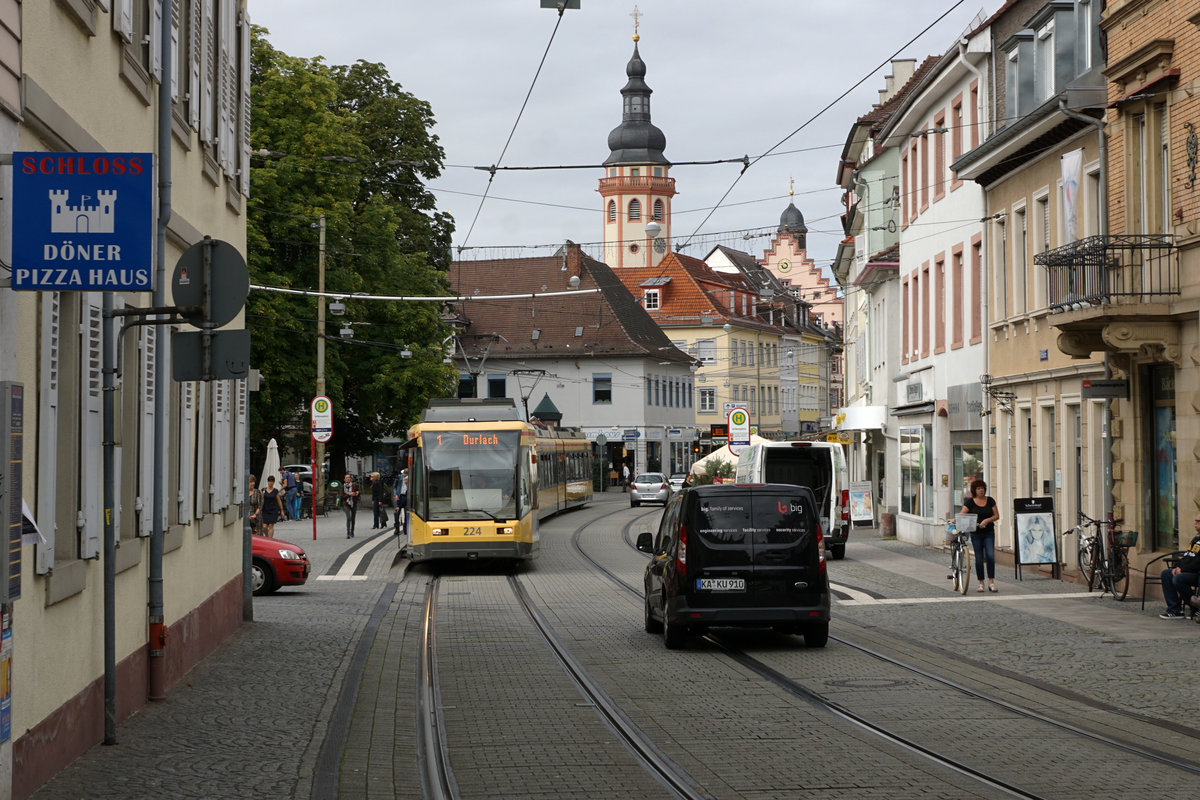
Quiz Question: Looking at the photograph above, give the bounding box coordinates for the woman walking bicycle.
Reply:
[961,479,1000,593]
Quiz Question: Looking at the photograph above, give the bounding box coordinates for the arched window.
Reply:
[653,199,664,221]
[607,200,616,222]
[628,199,641,221]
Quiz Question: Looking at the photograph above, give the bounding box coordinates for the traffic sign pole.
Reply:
[310,436,317,540]
[310,396,334,538]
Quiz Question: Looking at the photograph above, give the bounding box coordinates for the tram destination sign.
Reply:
[10,152,153,291]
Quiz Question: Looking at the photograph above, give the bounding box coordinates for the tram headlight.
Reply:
[431,528,449,537]
[501,527,514,535]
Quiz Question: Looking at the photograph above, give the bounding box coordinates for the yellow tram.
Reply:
[404,398,592,563]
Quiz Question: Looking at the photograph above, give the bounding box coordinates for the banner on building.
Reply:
[1061,148,1083,242]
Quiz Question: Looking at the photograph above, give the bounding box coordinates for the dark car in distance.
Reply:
[638,483,830,649]
[251,534,311,596]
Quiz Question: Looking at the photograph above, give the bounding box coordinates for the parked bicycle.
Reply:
[945,514,974,595]
[1066,512,1137,601]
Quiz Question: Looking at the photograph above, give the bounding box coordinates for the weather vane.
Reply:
[631,5,642,41]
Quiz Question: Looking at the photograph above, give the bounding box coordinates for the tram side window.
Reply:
[520,447,534,511]
[410,449,426,520]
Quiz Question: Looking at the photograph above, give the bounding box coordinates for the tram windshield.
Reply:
[421,429,520,520]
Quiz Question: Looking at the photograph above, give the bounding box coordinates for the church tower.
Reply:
[599,18,675,269]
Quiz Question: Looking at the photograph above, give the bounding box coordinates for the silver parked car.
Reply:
[630,473,671,507]
[668,473,687,492]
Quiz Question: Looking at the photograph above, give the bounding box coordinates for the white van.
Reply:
[734,441,851,559]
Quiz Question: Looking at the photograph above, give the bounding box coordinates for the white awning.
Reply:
[835,405,887,431]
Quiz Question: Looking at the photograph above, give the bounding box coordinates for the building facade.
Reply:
[3,4,252,797]
[954,0,1108,557]
[875,28,991,545]
[447,248,699,478]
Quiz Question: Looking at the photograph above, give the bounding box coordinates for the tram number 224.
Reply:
[463,526,484,537]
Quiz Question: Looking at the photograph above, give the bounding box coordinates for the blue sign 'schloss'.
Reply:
[10,151,154,292]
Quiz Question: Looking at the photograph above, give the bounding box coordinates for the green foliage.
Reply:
[247,28,457,471]
[693,458,735,486]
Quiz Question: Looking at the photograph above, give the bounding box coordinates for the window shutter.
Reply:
[138,326,157,537]
[195,382,209,517]
[233,379,246,505]
[177,381,195,522]
[190,0,203,130]
[212,381,230,511]
[151,0,163,81]
[238,6,251,195]
[36,294,60,574]
[200,0,215,143]
[169,0,181,100]
[218,0,236,175]
[79,294,103,559]
[113,0,133,42]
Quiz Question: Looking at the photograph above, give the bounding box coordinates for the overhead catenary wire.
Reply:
[675,0,966,250]
[460,6,569,249]
[249,283,600,302]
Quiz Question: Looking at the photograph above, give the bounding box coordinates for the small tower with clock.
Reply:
[762,185,842,327]
[599,8,675,269]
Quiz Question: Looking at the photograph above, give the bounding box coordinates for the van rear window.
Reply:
[763,450,831,489]
[693,495,812,545]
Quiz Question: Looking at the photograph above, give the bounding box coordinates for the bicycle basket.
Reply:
[1113,529,1137,548]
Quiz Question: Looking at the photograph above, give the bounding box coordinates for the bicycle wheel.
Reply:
[953,545,971,595]
[1108,547,1129,601]
[1077,531,1097,590]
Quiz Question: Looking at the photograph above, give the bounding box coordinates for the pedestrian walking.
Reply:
[370,472,389,529]
[393,468,408,536]
[247,475,262,535]
[282,469,301,521]
[260,475,285,538]
[622,463,630,493]
[1159,514,1200,619]
[960,479,1000,593]
[341,474,360,538]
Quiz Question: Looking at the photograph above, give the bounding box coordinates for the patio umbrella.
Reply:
[689,434,770,477]
[260,438,281,489]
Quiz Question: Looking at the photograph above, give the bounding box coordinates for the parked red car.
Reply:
[251,534,310,596]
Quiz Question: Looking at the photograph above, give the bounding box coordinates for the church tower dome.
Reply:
[778,200,808,249]
[599,19,676,269]
[603,43,670,166]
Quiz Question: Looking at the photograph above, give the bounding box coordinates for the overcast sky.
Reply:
[250,1,988,274]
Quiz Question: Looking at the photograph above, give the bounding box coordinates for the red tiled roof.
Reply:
[447,246,692,364]
[610,252,782,334]
[856,54,941,137]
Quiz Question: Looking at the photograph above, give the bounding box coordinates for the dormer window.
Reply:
[643,289,660,310]
[1036,19,1055,102]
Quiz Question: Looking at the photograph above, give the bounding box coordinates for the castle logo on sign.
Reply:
[11,152,153,292]
[50,190,117,234]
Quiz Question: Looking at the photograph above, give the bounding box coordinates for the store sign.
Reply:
[948,383,985,431]
[11,152,154,291]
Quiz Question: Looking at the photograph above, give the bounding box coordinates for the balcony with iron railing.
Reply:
[1038,234,1179,313]
[1039,234,1181,360]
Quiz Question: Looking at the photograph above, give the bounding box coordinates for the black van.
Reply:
[637,483,830,649]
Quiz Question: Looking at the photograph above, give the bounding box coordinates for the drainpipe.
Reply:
[149,0,174,702]
[1057,98,1111,523]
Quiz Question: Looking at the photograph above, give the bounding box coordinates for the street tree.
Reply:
[247,29,457,475]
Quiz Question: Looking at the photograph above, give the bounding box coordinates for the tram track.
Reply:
[413,503,710,800]
[570,514,1200,799]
